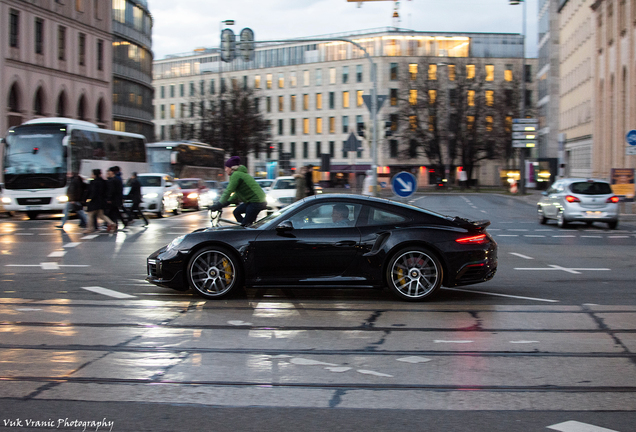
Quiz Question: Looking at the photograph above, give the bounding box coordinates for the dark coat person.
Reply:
[125,172,148,226]
[85,169,115,233]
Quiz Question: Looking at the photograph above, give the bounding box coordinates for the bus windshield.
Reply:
[3,125,67,189]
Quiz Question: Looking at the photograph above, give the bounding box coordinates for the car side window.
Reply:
[288,202,361,229]
[366,208,407,226]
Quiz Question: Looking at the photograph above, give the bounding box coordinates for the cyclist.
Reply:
[208,156,267,227]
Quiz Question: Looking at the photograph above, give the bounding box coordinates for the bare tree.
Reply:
[391,58,530,186]
[179,83,271,162]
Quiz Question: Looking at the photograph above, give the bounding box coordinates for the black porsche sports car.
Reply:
[146,194,497,301]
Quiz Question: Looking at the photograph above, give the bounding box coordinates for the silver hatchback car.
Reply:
[537,178,619,229]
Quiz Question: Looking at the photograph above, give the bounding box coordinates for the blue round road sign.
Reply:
[392,172,417,198]
[626,130,636,146]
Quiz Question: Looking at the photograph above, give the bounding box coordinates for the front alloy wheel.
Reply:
[537,206,547,225]
[387,247,443,301]
[187,246,242,299]
[557,210,568,228]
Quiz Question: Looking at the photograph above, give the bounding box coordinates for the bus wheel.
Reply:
[26,211,39,220]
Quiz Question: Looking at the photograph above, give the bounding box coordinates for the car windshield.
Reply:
[250,200,305,229]
[138,176,162,187]
[570,181,612,195]
[273,179,296,189]
[177,180,199,189]
[257,180,273,188]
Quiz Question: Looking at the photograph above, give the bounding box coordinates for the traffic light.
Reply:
[220,28,236,63]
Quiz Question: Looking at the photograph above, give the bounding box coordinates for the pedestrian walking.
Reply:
[294,166,307,202]
[362,169,374,196]
[57,172,88,229]
[85,169,116,234]
[305,164,315,196]
[106,166,126,229]
[125,172,148,226]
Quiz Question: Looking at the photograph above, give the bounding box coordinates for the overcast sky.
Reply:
[149,0,538,60]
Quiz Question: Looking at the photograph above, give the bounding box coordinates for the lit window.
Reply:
[279,73,285,88]
[303,70,310,86]
[329,117,335,134]
[409,63,418,80]
[278,96,284,112]
[290,95,296,111]
[466,64,475,80]
[290,72,297,87]
[357,90,364,107]
[343,91,349,108]
[485,90,494,107]
[266,74,272,89]
[409,115,417,131]
[428,64,437,80]
[409,90,417,106]
[504,68,513,82]
[467,115,475,130]
[316,118,323,134]
[303,118,309,134]
[316,93,322,110]
[467,90,475,107]
[448,65,456,81]
[429,90,437,105]
[485,65,494,81]
[486,115,494,132]
[170,104,175,118]
[303,94,309,110]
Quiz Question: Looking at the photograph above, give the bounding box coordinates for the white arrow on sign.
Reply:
[396,177,413,192]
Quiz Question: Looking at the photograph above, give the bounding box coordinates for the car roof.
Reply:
[177,178,202,181]
[137,173,171,177]
[557,178,610,184]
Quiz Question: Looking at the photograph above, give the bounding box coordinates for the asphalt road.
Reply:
[1,194,635,432]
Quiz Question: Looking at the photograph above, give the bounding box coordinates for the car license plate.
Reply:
[585,211,603,216]
[26,206,42,210]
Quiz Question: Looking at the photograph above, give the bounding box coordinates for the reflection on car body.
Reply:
[537,178,619,229]
[147,194,497,302]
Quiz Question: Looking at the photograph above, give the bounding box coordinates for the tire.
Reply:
[172,204,181,216]
[386,247,443,301]
[187,246,243,299]
[556,211,568,228]
[537,206,547,225]
[156,200,164,218]
[26,211,39,220]
[608,220,618,230]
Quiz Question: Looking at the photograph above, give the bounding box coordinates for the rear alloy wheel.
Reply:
[187,246,242,299]
[556,210,568,228]
[537,206,547,225]
[386,247,443,301]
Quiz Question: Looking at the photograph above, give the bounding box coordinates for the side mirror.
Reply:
[165,182,172,187]
[276,220,294,233]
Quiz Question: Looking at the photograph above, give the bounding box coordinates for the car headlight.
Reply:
[144,193,158,199]
[1,197,11,204]
[267,195,276,205]
[167,235,186,251]
[58,195,69,203]
[187,192,199,199]
[209,191,218,200]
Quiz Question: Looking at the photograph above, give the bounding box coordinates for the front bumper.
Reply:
[146,248,189,291]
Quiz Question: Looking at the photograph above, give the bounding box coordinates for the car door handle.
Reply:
[335,241,356,247]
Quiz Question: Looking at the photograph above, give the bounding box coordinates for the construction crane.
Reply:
[347,0,408,27]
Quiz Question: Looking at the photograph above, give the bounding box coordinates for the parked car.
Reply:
[146,194,497,301]
[123,173,182,218]
[537,178,620,229]
[175,178,213,210]
[265,176,298,210]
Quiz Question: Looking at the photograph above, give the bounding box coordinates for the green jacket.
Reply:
[219,165,266,205]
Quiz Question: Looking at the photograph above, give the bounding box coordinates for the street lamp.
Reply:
[509,0,527,194]
[437,62,451,187]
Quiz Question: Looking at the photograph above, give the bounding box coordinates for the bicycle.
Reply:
[209,208,240,228]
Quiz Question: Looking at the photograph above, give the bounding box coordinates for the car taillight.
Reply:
[456,234,488,244]
[565,195,580,203]
[606,196,619,203]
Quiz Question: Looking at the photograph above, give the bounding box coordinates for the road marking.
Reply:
[227,320,253,326]
[434,340,474,344]
[547,420,619,432]
[357,369,393,377]
[524,235,546,238]
[496,235,519,237]
[6,263,90,270]
[325,366,352,372]
[14,233,34,236]
[290,358,337,366]
[514,265,610,275]
[81,234,99,239]
[581,235,602,238]
[509,340,540,344]
[608,235,629,238]
[508,229,529,232]
[82,286,136,299]
[47,251,66,258]
[442,287,559,303]
[63,242,81,248]
[552,235,576,238]
[397,356,432,364]
[510,253,534,259]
